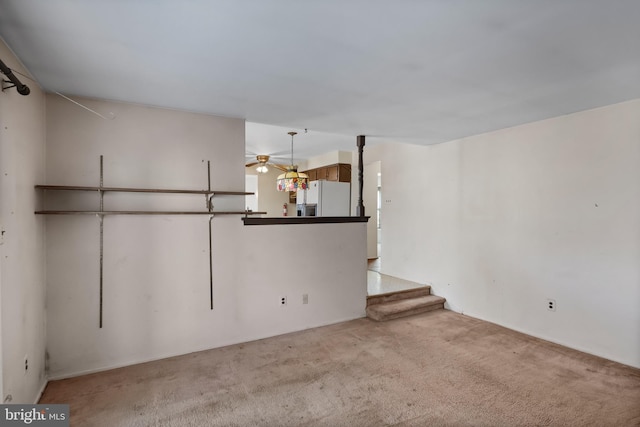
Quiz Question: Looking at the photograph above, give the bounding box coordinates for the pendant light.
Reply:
[276,131,309,192]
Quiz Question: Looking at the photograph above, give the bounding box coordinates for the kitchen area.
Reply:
[246,160,353,218]
[296,163,351,217]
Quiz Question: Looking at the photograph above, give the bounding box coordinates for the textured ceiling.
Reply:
[1,0,639,158]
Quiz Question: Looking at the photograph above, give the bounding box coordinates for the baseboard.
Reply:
[48,312,367,381]
[33,378,48,404]
[456,310,640,370]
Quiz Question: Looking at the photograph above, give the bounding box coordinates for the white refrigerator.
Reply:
[304,180,351,216]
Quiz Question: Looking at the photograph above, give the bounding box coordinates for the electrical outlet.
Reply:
[547,299,556,311]
[302,294,308,304]
[24,356,28,373]
[280,296,287,306]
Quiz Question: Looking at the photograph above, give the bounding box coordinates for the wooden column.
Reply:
[356,135,365,217]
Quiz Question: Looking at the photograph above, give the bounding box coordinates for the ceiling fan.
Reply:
[245,154,289,173]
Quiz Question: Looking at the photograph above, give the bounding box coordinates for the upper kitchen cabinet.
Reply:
[306,169,318,181]
[304,163,351,183]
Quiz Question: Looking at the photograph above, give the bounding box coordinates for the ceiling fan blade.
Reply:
[245,162,259,167]
[270,163,290,172]
[268,157,290,163]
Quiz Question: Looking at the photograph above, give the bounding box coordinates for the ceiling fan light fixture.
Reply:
[276,131,308,192]
[256,164,269,173]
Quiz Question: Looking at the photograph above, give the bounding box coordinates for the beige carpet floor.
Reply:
[41,310,640,426]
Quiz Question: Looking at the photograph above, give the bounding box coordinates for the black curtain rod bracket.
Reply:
[0,58,30,96]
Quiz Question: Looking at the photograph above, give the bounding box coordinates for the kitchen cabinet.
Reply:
[315,167,327,180]
[303,163,351,183]
[338,164,351,182]
[327,165,339,181]
[306,169,318,181]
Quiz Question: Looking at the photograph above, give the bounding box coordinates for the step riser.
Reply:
[367,302,444,322]
[367,287,431,306]
[366,291,447,322]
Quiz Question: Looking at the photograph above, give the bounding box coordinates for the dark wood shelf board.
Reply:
[35,185,252,196]
[242,216,369,225]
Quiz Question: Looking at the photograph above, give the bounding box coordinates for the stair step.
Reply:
[367,286,431,306]
[366,295,446,321]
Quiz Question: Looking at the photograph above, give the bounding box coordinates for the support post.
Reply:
[356,135,365,217]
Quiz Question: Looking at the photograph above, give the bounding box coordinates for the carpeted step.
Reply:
[366,294,446,321]
[367,286,431,306]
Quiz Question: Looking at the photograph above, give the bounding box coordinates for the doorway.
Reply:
[377,171,381,259]
[364,161,381,268]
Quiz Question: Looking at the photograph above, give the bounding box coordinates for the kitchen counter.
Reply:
[242,216,369,226]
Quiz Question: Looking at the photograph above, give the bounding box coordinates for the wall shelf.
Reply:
[35,156,264,328]
[35,185,264,216]
[35,184,252,196]
[35,210,264,215]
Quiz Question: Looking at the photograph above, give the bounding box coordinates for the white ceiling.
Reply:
[1,0,639,158]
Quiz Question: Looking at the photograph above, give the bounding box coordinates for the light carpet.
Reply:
[40,310,640,426]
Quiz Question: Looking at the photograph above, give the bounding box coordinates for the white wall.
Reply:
[0,39,47,403]
[244,175,258,212]
[246,167,293,217]
[300,150,352,171]
[44,96,367,378]
[369,100,640,368]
